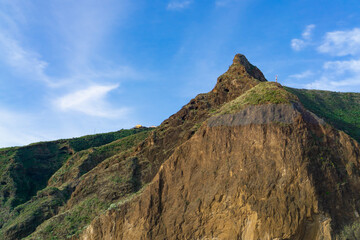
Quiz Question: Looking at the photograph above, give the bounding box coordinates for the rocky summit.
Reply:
[1,54,360,240]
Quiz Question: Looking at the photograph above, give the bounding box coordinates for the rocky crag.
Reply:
[1,54,360,239]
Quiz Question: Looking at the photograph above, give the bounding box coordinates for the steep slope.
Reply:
[0,128,152,239]
[286,87,360,143]
[77,84,360,239]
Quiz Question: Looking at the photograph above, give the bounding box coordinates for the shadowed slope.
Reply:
[286,87,360,143]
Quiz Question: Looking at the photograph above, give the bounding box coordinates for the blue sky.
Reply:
[1,0,360,147]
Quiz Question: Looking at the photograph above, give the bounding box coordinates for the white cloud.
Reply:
[0,29,140,89]
[305,59,360,91]
[296,28,360,91]
[305,76,360,91]
[291,39,306,51]
[167,0,192,10]
[52,1,125,70]
[323,59,360,74]
[0,0,138,87]
[0,1,141,147]
[0,33,57,86]
[55,84,130,118]
[0,1,58,86]
[302,24,315,40]
[291,24,316,51]
[317,28,360,56]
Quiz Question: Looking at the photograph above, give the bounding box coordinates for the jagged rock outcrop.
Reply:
[137,53,267,174]
[76,59,360,239]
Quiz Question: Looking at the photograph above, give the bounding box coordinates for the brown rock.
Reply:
[78,100,360,239]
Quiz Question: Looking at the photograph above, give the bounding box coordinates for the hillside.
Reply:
[0,128,153,239]
[0,54,359,239]
[286,87,360,143]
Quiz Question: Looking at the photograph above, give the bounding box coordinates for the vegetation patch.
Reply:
[0,187,66,240]
[49,129,152,187]
[337,219,360,239]
[68,128,149,152]
[0,127,153,239]
[286,87,360,143]
[216,82,299,115]
[25,196,110,239]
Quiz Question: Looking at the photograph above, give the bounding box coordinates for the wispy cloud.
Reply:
[291,24,316,51]
[0,33,58,86]
[302,28,360,91]
[317,28,360,56]
[302,24,316,40]
[0,1,138,108]
[323,59,360,74]
[167,0,192,10]
[305,76,360,91]
[305,59,360,91]
[291,39,306,51]
[55,84,130,118]
[0,1,58,86]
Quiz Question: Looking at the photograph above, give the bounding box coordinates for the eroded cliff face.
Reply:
[77,86,360,239]
[20,54,268,240]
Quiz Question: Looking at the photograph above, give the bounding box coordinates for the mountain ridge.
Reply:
[75,70,360,239]
[0,54,359,239]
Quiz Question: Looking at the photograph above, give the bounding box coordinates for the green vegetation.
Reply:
[49,129,152,187]
[0,187,67,240]
[0,127,153,239]
[26,197,110,239]
[217,82,299,115]
[26,155,149,240]
[337,219,360,240]
[286,87,360,143]
[68,128,149,152]
[0,142,71,229]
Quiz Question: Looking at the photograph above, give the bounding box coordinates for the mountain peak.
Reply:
[232,53,249,65]
[231,53,267,82]
[210,54,267,102]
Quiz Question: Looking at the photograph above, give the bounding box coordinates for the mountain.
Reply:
[1,54,360,239]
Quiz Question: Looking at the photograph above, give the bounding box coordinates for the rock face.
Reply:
[76,57,360,239]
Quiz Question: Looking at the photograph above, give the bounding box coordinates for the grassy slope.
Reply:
[24,130,153,239]
[216,82,299,115]
[286,87,360,143]
[0,128,152,239]
[49,130,152,188]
